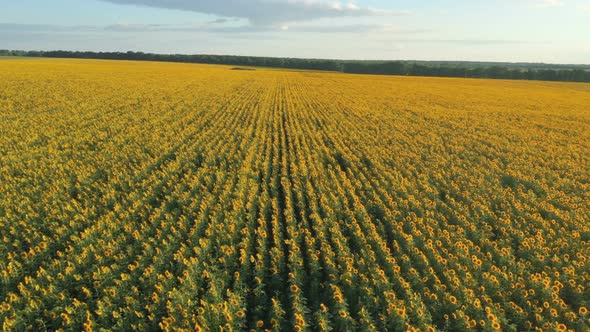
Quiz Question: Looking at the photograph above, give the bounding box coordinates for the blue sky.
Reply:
[1,0,589,63]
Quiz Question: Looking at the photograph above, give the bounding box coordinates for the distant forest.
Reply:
[2,49,590,83]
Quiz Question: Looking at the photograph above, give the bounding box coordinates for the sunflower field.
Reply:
[0,58,589,331]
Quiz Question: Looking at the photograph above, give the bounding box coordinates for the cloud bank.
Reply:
[0,22,424,35]
[98,0,399,25]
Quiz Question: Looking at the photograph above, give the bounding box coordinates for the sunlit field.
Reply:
[1,59,589,331]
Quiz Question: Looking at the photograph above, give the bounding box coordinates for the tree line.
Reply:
[2,49,589,83]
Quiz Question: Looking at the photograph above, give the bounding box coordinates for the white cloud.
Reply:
[533,0,565,7]
[97,0,403,25]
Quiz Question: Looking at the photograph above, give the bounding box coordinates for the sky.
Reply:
[1,0,589,64]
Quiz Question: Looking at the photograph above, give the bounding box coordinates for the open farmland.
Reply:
[1,58,589,331]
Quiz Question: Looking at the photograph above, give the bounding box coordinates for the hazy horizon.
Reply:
[2,0,590,64]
